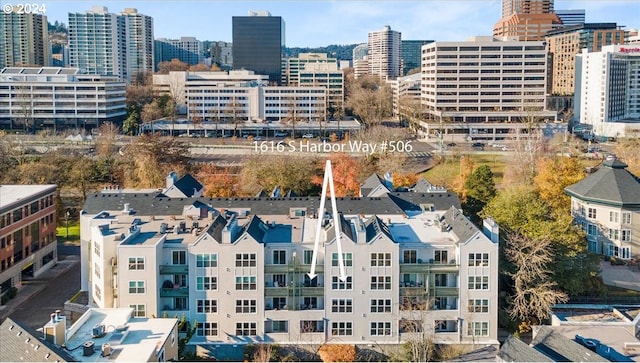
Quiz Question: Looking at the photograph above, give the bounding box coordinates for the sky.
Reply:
[40,0,640,48]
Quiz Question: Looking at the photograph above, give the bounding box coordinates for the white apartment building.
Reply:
[566,156,640,259]
[353,57,370,80]
[389,73,422,120]
[0,67,126,129]
[0,11,50,68]
[153,70,327,123]
[68,6,154,83]
[368,26,402,80]
[79,177,499,349]
[299,63,344,114]
[574,45,640,138]
[281,53,338,86]
[420,36,557,141]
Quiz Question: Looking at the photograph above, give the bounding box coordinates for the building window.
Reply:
[403,250,417,263]
[370,322,392,336]
[172,251,186,265]
[588,208,597,219]
[197,322,218,336]
[128,280,145,294]
[468,276,489,290]
[303,250,314,264]
[331,322,353,336]
[610,211,619,223]
[236,299,257,313]
[273,250,286,265]
[623,212,632,225]
[196,276,217,290]
[400,319,423,333]
[94,262,100,279]
[235,253,256,267]
[196,254,217,268]
[371,276,392,290]
[468,299,489,313]
[300,320,324,333]
[331,299,353,313]
[468,321,489,337]
[622,229,632,242]
[93,242,101,257]
[197,299,218,314]
[270,320,288,332]
[468,253,489,266]
[371,299,392,313]
[331,252,353,266]
[434,250,448,264]
[331,276,352,290]
[236,322,257,336]
[370,253,391,267]
[608,229,620,240]
[129,304,146,317]
[235,276,257,290]
[94,285,101,300]
[128,257,144,270]
[587,224,598,236]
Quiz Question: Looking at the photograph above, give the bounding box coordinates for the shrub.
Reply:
[318,344,356,362]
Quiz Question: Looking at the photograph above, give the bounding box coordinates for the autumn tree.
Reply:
[188,63,212,71]
[312,153,362,197]
[157,58,190,74]
[393,172,418,189]
[123,134,190,188]
[345,75,392,126]
[462,165,496,225]
[504,232,569,325]
[318,344,356,362]
[615,138,640,175]
[533,156,585,213]
[96,122,120,156]
[238,155,319,196]
[196,164,238,197]
[141,100,164,126]
[450,155,476,200]
[282,96,301,137]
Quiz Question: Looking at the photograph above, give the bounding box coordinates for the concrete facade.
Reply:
[0,11,50,68]
[368,26,402,80]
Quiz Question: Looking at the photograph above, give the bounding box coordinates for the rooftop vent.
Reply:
[83,341,95,356]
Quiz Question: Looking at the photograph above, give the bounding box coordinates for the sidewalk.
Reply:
[0,256,79,323]
[600,260,640,292]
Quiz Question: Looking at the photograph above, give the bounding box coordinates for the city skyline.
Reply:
[36,1,640,48]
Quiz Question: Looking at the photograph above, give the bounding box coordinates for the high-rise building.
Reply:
[368,25,402,80]
[555,9,586,27]
[494,0,562,41]
[0,11,50,68]
[352,43,368,62]
[282,53,338,85]
[121,8,154,78]
[420,36,557,139]
[626,29,640,44]
[232,11,285,85]
[211,41,233,70]
[401,40,434,75]
[546,23,625,95]
[68,6,153,82]
[574,45,640,138]
[155,37,202,70]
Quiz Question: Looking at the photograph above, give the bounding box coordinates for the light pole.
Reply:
[65,210,70,239]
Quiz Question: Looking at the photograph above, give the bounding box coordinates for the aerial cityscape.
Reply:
[0,0,640,361]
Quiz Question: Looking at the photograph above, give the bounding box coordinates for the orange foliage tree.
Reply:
[533,156,585,213]
[196,164,238,198]
[318,344,356,362]
[393,172,418,189]
[450,155,476,200]
[312,153,361,197]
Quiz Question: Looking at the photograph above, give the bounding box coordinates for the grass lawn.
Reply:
[57,222,80,243]
[423,152,509,189]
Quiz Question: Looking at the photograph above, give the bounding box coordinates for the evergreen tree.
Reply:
[462,165,496,225]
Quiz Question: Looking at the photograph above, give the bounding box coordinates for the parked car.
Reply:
[253,136,264,141]
[446,142,457,147]
[274,132,287,137]
[471,142,485,149]
[302,133,314,139]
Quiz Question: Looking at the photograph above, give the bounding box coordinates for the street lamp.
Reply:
[65,210,70,239]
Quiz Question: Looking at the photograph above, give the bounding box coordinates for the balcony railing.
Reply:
[265,285,324,297]
[160,286,189,298]
[400,260,458,274]
[264,263,324,274]
[159,264,188,274]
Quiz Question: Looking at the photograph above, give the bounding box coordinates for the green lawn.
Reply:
[57,222,80,243]
[423,153,508,189]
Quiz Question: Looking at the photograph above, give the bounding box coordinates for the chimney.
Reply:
[356,218,366,244]
[123,203,130,214]
[483,217,499,243]
[43,310,66,345]
[166,171,178,189]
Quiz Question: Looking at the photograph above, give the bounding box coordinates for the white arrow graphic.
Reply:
[308,159,347,281]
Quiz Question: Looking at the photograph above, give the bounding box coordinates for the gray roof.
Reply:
[82,191,460,218]
[443,206,480,242]
[565,157,640,207]
[0,317,77,362]
[244,215,268,242]
[531,326,609,362]
[172,173,203,197]
[449,345,498,362]
[205,214,227,242]
[360,173,390,197]
[499,335,553,362]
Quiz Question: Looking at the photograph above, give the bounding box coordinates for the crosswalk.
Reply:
[407,151,431,158]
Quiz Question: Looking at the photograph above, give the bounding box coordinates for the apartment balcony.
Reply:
[264,263,324,274]
[400,286,428,297]
[399,261,459,274]
[431,286,459,296]
[160,286,189,298]
[264,285,324,297]
[159,264,188,274]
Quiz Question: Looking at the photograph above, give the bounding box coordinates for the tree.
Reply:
[196,164,238,197]
[141,101,164,125]
[123,134,190,188]
[238,155,320,196]
[318,344,356,362]
[157,58,190,74]
[282,96,300,137]
[96,122,120,156]
[122,109,140,136]
[345,75,392,126]
[504,232,569,325]
[311,153,361,197]
[226,95,244,137]
[463,165,496,225]
[393,172,418,189]
[450,155,476,200]
[615,138,640,175]
[188,63,212,71]
[533,156,585,213]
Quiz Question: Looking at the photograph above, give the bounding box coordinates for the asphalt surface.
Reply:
[8,245,81,331]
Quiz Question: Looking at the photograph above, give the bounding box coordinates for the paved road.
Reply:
[9,255,81,331]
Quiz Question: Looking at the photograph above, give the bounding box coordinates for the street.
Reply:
[8,245,80,331]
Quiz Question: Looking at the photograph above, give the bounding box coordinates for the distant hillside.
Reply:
[284,44,359,61]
